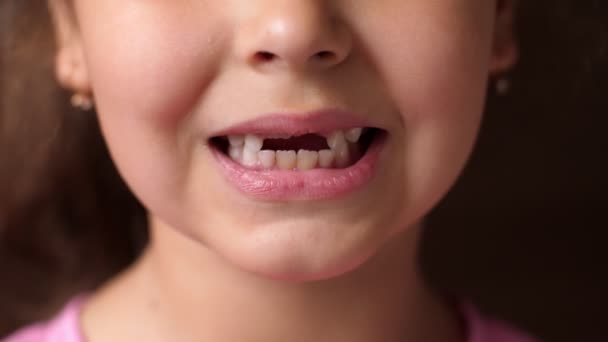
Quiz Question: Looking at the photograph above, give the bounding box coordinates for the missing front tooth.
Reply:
[262,134,329,151]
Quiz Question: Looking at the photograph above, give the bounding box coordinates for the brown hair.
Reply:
[0,2,146,334]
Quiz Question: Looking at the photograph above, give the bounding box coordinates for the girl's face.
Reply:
[51,0,516,281]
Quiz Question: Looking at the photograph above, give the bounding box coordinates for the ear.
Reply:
[48,0,91,94]
[489,0,519,74]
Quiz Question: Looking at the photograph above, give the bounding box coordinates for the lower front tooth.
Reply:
[318,150,335,168]
[276,150,297,170]
[258,150,276,168]
[297,150,319,170]
[229,146,243,163]
[334,144,350,168]
[242,149,258,167]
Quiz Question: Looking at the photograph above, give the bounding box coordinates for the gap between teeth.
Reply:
[226,128,364,170]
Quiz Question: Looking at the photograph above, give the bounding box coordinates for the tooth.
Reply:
[228,135,245,147]
[242,149,258,167]
[345,128,363,143]
[258,150,276,168]
[318,150,335,168]
[276,150,297,170]
[297,150,319,171]
[244,134,263,152]
[229,146,243,162]
[334,143,350,168]
[326,131,347,150]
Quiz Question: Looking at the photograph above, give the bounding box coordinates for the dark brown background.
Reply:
[1,1,607,341]
[422,1,608,341]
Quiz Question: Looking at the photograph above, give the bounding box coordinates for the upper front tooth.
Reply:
[228,135,245,147]
[327,131,347,149]
[244,134,263,152]
[345,128,363,143]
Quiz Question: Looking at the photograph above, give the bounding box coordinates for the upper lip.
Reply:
[210,109,379,138]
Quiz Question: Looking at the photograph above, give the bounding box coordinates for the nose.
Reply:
[234,1,352,72]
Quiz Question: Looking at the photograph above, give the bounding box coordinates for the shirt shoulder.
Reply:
[3,295,540,342]
[1,296,87,342]
[461,301,541,342]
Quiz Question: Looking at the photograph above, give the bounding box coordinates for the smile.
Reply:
[209,110,388,201]
[213,127,379,170]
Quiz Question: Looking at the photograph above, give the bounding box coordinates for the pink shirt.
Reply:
[2,297,539,342]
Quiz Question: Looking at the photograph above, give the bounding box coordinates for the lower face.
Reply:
[73,0,495,281]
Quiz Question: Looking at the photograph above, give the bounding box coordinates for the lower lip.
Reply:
[210,135,386,201]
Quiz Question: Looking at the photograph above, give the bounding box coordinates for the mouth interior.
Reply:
[262,134,329,151]
[211,128,381,169]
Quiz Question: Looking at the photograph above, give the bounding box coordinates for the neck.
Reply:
[83,221,465,342]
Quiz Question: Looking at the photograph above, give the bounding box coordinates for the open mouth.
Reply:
[211,127,382,171]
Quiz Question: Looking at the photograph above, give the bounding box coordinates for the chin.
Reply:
[211,218,391,283]
[241,250,377,283]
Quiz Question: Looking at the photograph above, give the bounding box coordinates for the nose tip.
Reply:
[236,4,352,72]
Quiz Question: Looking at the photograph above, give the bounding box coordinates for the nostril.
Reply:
[314,50,336,61]
[254,51,277,62]
[250,48,344,69]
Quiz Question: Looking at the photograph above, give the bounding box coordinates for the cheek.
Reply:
[75,4,229,218]
[79,4,228,127]
[365,3,494,120]
[357,3,494,210]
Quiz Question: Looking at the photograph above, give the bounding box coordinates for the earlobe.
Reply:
[48,0,91,94]
[55,41,91,93]
[489,0,519,74]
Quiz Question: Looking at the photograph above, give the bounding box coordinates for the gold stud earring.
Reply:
[71,92,94,111]
[495,77,511,96]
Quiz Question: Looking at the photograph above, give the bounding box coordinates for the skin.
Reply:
[48,0,517,341]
